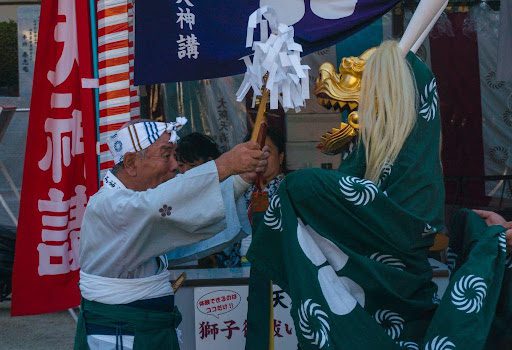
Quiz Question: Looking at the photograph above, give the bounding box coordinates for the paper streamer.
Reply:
[236,6,310,112]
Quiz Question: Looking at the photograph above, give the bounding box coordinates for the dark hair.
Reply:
[266,128,285,154]
[244,128,285,154]
[176,132,221,164]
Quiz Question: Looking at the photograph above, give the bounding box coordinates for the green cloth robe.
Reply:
[246,52,511,349]
[74,299,182,350]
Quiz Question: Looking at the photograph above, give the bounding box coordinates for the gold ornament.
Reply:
[314,47,375,155]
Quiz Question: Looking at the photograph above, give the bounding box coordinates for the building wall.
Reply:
[0,1,40,21]
[0,6,17,21]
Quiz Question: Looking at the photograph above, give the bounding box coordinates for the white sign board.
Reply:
[194,285,298,350]
[17,5,40,100]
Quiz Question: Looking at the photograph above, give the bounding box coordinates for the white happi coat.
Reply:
[79,160,247,349]
[80,161,252,278]
[80,160,237,278]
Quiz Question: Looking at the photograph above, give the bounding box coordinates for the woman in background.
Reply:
[243,128,286,208]
[173,129,289,267]
[238,128,286,264]
[175,132,221,174]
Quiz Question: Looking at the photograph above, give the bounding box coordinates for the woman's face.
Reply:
[263,137,284,183]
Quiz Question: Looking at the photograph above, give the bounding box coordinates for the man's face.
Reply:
[135,133,178,189]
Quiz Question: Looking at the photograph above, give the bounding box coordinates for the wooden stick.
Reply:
[410,3,447,53]
[269,283,274,350]
[399,0,448,55]
[172,272,187,293]
[250,88,270,142]
[248,76,270,216]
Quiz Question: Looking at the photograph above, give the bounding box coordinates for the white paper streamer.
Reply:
[236,6,310,111]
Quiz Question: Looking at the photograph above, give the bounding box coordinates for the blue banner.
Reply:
[134,0,398,84]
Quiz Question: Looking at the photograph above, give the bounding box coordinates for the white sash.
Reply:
[79,270,173,305]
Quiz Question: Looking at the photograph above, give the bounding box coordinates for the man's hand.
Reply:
[215,142,269,181]
[507,230,512,254]
[239,145,270,184]
[473,209,508,226]
[473,209,512,254]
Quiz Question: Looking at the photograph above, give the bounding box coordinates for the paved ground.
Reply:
[0,299,76,350]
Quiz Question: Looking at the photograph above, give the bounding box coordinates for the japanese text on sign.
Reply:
[175,0,199,59]
[196,290,241,318]
[194,285,298,350]
[36,0,88,276]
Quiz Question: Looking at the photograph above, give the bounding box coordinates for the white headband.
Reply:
[107,117,188,164]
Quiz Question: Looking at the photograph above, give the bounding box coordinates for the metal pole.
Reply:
[67,308,78,322]
[89,0,101,186]
[0,161,20,200]
[60,0,102,325]
[0,194,17,226]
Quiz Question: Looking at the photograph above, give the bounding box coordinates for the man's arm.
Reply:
[216,141,269,199]
[103,142,269,271]
[106,161,226,271]
[214,141,269,181]
[232,175,251,199]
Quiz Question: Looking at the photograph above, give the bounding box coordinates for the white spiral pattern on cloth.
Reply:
[446,247,457,272]
[374,309,404,340]
[451,275,487,313]
[339,176,378,206]
[424,336,456,350]
[369,252,406,270]
[506,255,512,269]
[397,341,419,350]
[264,194,282,231]
[298,299,330,349]
[419,78,439,122]
[498,231,507,253]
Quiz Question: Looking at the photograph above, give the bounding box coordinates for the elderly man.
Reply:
[74,119,268,350]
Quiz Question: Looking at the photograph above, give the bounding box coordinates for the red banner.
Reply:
[11,0,98,316]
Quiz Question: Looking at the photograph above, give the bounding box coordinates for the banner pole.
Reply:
[68,308,78,322]
[88,0,101,186]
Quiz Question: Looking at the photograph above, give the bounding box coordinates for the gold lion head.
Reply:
[314,47,376,155]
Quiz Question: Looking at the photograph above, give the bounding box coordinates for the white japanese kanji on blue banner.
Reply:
[134,0,398,84]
